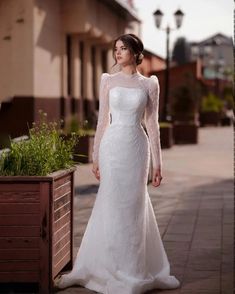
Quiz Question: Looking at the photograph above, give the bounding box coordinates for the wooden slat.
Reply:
[54,211,70,231]
[0,260,39,271]
[0,271,39,282]
[0,249,39,260]
[53,222,70,244]
[0,226,40,237]
[54,193,70,211]
[54,202,71,221]
[54,175,71,189]
[0,214,40,226]
[54,182,71,200]
[0,183,39,192]
[0,191,40,203]
[0,237,39,249]
[53,242,70,266]
[53,231,70,254]
[0,203,40,214]
[39,182,50,294]
[53,251,70,278]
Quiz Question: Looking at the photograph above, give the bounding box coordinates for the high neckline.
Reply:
[119,71,139,78]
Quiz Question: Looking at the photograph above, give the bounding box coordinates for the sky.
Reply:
[133,0,234,58]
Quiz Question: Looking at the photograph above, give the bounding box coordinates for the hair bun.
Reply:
[136,52,144,65]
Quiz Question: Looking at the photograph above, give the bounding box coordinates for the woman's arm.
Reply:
[92,73,110,166]
[144,75,162,171]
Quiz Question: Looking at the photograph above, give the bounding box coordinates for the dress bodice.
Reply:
[92,71,163,170]
[109,86,147,127]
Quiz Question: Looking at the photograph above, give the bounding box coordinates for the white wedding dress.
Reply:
[56,71,180,293]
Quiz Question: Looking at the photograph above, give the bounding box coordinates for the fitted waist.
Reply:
[110,112,143,126]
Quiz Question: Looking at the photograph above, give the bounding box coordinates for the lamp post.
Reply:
[153,8,184,122]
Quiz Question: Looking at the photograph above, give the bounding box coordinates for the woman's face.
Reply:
[114,40,134,66]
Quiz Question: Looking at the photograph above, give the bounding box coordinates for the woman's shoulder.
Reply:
[100,72,119,82]
[138,73,159,89]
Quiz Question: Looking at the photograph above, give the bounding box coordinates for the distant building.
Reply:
[0,0,140,139]
[150,60,204,121]
[189,33,233,82]
[138,49,165,77]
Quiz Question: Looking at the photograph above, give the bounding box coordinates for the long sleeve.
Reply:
[144,75,162,170]
[92,73,110,165]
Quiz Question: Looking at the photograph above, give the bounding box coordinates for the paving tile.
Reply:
[166,223,195,234]
[163,233,192,242]
[221,272,234,293]
[191,239,221,249]
[180,275,220,291]
[170,215,197,224]
[164,241,191,251]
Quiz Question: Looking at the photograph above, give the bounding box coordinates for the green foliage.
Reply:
[65,115,95,137]
[159,122,172,128]
[0,111,78,176]
[201,93,224,113]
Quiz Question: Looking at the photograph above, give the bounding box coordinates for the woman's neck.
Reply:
[120,65,137,76]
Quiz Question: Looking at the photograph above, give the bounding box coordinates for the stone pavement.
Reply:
[56,126,234,294]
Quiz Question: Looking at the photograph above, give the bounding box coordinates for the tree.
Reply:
[172,37,191,65]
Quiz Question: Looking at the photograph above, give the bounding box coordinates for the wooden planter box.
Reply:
[160,125,173,149]
[0,167,76,293]
[173,122,199,144]
[199,111,221,126]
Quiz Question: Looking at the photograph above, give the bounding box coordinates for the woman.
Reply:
[56,33,180,293]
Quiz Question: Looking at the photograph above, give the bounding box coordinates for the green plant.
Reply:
[159,122,172,128]
[0,111,78,176]
[65,115,95,137]
[201,93,224,113]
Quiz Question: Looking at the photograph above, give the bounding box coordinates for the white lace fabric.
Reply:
[92,71,162,170]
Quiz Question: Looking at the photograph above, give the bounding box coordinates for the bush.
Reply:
[0,111,78,176]
[65,115,95,137]
[201,93,223,113]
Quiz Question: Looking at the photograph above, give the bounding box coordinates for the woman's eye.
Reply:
[121,47,127,50]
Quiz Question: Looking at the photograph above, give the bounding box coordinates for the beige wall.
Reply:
[0,0,140,103]
[0,0,34,101]
[33,0,62,97]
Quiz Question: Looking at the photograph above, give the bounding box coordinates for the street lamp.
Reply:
[153,8,184,122]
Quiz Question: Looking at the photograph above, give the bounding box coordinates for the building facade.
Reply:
[189,33,233,82]
[0,0,140,139]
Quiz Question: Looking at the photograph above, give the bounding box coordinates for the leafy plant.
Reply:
[159,122,172,128]
[65,115,95,137]
[0,111,78,176]
[201,93,224,113]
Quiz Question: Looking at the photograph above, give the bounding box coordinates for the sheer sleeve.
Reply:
[92,73,110,165]
[144,75,162,170]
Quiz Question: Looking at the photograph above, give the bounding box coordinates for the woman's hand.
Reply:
[92,162,100,181]
[152,168,163,187]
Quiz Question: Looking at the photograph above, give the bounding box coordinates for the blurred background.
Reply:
[0,0,233,149]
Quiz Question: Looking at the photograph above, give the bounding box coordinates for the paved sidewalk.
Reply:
[57,126,234,294]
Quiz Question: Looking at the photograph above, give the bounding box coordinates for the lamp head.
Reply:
[174,9,184,28]
[153,9,163,28]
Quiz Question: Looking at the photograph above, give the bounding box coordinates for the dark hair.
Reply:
[112,33,144,66]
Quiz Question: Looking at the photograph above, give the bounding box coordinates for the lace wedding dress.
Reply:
[56,71,180,293]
